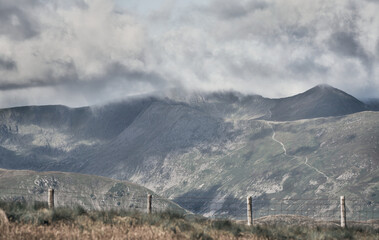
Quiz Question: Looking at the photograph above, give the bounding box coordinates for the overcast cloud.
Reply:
[0,0,378,108]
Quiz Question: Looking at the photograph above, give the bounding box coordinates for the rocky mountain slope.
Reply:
[0,84,378,217]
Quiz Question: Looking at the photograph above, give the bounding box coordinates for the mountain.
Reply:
[0,85,378,217]
[0,168,183,212]
[179,84,369,122]
[266,84,367,121]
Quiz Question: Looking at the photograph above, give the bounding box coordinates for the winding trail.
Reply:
[271,129,287,155]
[304,157,329,180]
[267,122,329,180]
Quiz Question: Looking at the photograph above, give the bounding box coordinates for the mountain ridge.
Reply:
[0,84,378,217]
[0,84,373,123]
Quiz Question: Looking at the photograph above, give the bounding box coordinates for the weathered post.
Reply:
[48,188,54,209]
[247,196,252,226]
[147,194,152,214]
[340,196,346,228]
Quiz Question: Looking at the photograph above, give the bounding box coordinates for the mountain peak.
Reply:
[314,83,333,89]
[268,84,367,121]
[298,84,359,101]
[306,84,340,95]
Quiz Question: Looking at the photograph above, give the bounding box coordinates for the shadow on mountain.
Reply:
[173,185,247,218]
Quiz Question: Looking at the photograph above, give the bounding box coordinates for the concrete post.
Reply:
[340,196,346,228]
[247,196,252,226]
[48,188,54,209]
[147,194,152,214]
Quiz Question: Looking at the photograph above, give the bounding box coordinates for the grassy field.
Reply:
[0,201,378,240]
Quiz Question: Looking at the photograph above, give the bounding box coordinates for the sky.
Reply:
[0,0,378,108]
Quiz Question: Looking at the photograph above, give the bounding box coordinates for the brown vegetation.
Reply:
[0,209,8,226]
[0,214,260,240]
[0,202,378,240]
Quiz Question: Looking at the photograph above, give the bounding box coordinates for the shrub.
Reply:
[191,231,213,240]
[52,207,74,222]
[211,219,243,237]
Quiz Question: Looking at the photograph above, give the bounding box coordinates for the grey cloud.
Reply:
[100,63,170,90]
[225,56,276,80]
[0,57,17,71]
[287,58,329,76]
[285,26,311,40]
[48,0,88,10]
[202,0,269,20]
[0,61,168,92]
[0,80,47,91]
[0,0,378,108]
[329,32,362,57]
[53,64,173,107]
[0,0,154,106]
[328,31,373,71]
[0,1,40,40]
[0,59,78,90]
[148,0,176,22]
[193,1,316,43]
[153,0,379,98]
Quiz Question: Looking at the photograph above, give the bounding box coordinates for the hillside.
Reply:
[0,168,183,212]
[128,111,379,216]
[0,85,378,217]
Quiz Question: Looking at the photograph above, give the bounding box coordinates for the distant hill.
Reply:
[363,98,379,111]
[0,85,378,216]
[0,168,183,212]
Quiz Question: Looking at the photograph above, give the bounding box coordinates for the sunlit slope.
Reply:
[129,112,378,211]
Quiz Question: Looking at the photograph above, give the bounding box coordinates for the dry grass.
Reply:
[0,203,262,240]
[0,202,378,240]
[0,217,262,240]
[2,222,184,240]
[0,209,8,226]
[253,214,379,229]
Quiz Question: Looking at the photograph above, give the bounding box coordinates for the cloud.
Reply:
[287,57,329,76]
[152,0,379,97]
[328,32,363,58]
[148,0,176,22]
[328,31,374,72]
[0,0,166,107]
[0,0,40,40]
[0,56,16,71]
[0,0,378,108]
[201,0,269,20]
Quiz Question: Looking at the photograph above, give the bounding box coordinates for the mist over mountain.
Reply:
[0,85,378,216]
[363,98,379,111]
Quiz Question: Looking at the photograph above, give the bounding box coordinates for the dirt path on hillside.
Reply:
[267,122,329,180]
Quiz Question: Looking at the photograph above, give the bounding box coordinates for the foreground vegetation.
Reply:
[0,201,378,240]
